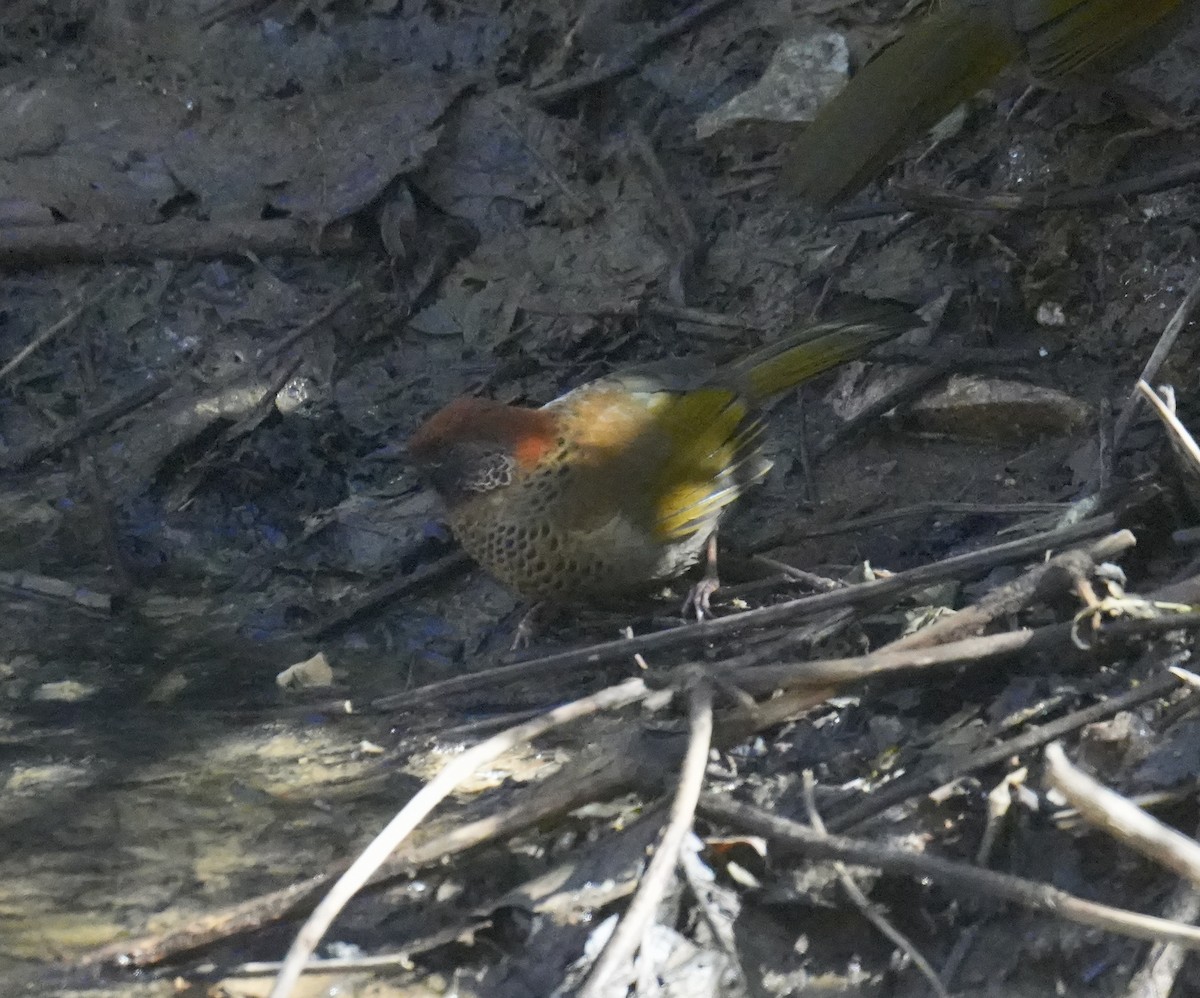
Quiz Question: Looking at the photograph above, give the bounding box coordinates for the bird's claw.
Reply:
[510,622,533,651]
[510,602,545,651]
[682,575,720,621]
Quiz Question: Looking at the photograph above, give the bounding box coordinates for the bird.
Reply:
[406,309,917,629]
[784,0,1190,205]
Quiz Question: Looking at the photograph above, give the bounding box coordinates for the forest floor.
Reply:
[3,1,1200,996]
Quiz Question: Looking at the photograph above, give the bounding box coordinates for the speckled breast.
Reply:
[446,464,711,603]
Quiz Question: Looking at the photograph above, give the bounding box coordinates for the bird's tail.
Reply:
[784,6,1019,205]
[722,305,920,403]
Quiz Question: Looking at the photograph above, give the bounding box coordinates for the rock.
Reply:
[276,652,335,690]
[696,33,849,144]
[906,376,1090,441]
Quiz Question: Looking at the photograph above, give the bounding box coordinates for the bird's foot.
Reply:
[510,602,546,651]
[682,573,720,621]
[682,532,721,621]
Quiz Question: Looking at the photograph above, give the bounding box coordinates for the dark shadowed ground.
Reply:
[3,1,1200,996]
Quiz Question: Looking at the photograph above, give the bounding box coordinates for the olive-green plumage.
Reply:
[785,0,1189,205]
[407,309,917,602]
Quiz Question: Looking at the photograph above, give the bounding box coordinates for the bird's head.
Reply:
[407,397,559,506]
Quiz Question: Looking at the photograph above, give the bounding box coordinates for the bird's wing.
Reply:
[543,381,765,543]
[645,386,768,541]
[1019,0,1185,77]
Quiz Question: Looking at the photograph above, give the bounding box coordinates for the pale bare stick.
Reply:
[1111,267,1200,451]
[1124,874,1200,998]
[268,677,649,998]
[1049,742,1200,998]
[1137,380,1200,475]
[578,680,714,997]
[1044,742,1200,887]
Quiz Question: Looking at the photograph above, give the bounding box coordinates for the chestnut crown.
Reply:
[407,397,558,504]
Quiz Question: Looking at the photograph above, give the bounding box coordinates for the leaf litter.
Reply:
[2,1,1200,997]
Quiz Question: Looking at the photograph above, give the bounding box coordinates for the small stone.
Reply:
[1036,301,1067,327]
[32,680,95,702]
[276,651,335,689]
[696,33,849,143]
[906,376,1090,441]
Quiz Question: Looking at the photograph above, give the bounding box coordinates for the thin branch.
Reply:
[884,532,1134,652]
[726,612,1200,701]
[0,218,360,266]
[699,794,1200,951]
[83,727,658,969]
[768,500,1070,541]
[1044,742,1200,887]
[1138,379,1200,475]
[801,771,949,998]
[1,371,174,471]
[825,669,1184,833]
[305,551,472,639]
[579,679,714,997]
[678,832,747,986]
[519,295,767,331]
[268,678,649,998]
[526,0,741,109]
[1111,267,1200,451]
[813,362,952,458]
[829,158,1200,222]
[1124,861,1200,998]
[263,280,365,362]
[0,280,118,383]
[0,569,111,613]
[372,515,1118,711]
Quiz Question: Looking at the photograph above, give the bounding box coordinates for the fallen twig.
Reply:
[579,679,713,996]
[268,678,649,998]
[628,123,700,304]
[262,279,366,363]
[801,771,949,998]
[1138,379,1200,482]
[82,724,664,968]
[2,372,174,471]
[825,669,1185,833]
[678,831,746,985]
[1045,742,1200,888]
[0,279,120,383]
[520,295,767,332]
[372,515,1118,711]
[305,550,472,639]
[829,158,1200,222]
[765,500,1069,542]
[884,531,1135,652]
[0,218,360,267]
[724,611,1200,703]
[699,795,1200,951]
[865,344,1047,368]
[526,0,741,109]
[1124,864,1200,998]
[1110,267,1200,453]
[813,362,953,458]
[0,570,111,612]
[87,665,831,973]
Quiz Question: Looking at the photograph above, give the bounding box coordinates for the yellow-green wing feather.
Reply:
[784,5,1018,204]
[649,311,916,541]
[650,387,759,540]
[724,312,917,402]
[1023,0,1185,78]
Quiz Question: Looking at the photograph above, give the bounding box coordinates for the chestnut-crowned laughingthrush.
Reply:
[786,0,1190,205]
[407,311,916,615]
